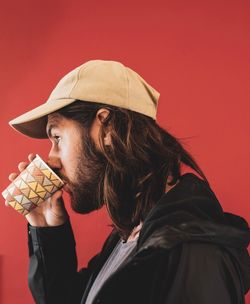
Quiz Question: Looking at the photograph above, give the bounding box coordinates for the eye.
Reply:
[52,135,61,144]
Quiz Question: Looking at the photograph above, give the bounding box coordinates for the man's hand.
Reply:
[6,153,69,227]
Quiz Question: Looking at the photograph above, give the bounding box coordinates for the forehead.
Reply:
[46,113,82,137]
[46,114,64,131]
[47,113,63,125]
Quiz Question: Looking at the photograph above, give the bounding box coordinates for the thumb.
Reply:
[51,189,63,202]
[49,190,69,216]
[49,190,65,209]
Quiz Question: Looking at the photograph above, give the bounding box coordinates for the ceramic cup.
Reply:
[2,154,64,215]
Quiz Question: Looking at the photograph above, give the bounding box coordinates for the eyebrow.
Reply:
[46,123,58,138]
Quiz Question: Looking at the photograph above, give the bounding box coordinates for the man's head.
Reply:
[46,106,110,214]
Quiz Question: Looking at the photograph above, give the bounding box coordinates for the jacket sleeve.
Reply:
[163,242,245,304]
[28,218,100,304]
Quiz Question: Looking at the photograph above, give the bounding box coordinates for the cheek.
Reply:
[60,144,80,181]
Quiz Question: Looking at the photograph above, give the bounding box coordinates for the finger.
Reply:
[18,162,29,172]
[48,190,66,209]
[28,153,36,162]
[5,200,9,207]
[50,190,69,217]
[51,190,63,203]
[8,172,18,181]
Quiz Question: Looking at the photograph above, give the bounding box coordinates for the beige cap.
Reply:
[9,60,160,138]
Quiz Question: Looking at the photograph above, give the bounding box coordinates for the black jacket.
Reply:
[28,173,250,304]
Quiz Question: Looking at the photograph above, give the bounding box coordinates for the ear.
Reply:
[96,108,110,123]
[96,108,111,146]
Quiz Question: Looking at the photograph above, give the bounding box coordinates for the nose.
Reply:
[47,148,62,170]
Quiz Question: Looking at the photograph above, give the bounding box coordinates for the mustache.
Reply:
[53,170,70,184]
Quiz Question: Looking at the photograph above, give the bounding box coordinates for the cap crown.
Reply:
[47,60,160,119]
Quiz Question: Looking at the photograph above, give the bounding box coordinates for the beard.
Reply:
[61,131,108,214]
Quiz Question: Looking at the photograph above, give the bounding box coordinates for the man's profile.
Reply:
[6,60,250,303]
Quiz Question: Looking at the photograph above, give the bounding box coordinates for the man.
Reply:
[6,60,250,304]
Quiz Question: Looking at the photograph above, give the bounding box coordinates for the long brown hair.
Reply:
[56,100,209,239]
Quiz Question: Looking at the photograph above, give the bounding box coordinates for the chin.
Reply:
[70,196,104,214]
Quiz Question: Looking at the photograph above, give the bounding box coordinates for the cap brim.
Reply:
[9,98,77,138]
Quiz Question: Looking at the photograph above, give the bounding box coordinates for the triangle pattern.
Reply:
[33,167,44,176]
[22,202,36,211]
[37,197,44,205]
[13,187,22,196]
[26,173,36,182]
[21,196,31,204]
[28,182,38,191]
[34,175,44,184]
[20,180,28,190]
[27,164,35,174]
[21,172,28,181]
[14,201,24,211]
[39,162,48,170]
[8,201,17,208]
[42,177,53,186]
[33,159,41,168]
[51,179,63,187]
[52,186,59,194]
[17,208,26,214]
[36,184,46,193]
[20,187,30,197]
[29,190,38,199]
[44,185,54,193]
[8,200,30,215]
[8,185,16,195]
[30,196,40,204]
[14,195,23,203]
[50,174,59,181]
[6,192,13,202]
[14,179,23,188]
[41,169,51,179]
[38,191,46,199]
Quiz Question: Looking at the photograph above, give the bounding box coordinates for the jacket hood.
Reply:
[137,173,250,294]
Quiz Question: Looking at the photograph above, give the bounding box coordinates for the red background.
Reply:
[0,1,249,303]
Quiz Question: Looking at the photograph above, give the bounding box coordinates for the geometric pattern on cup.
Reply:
[8,200,29,216]
[2,155,64,215]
